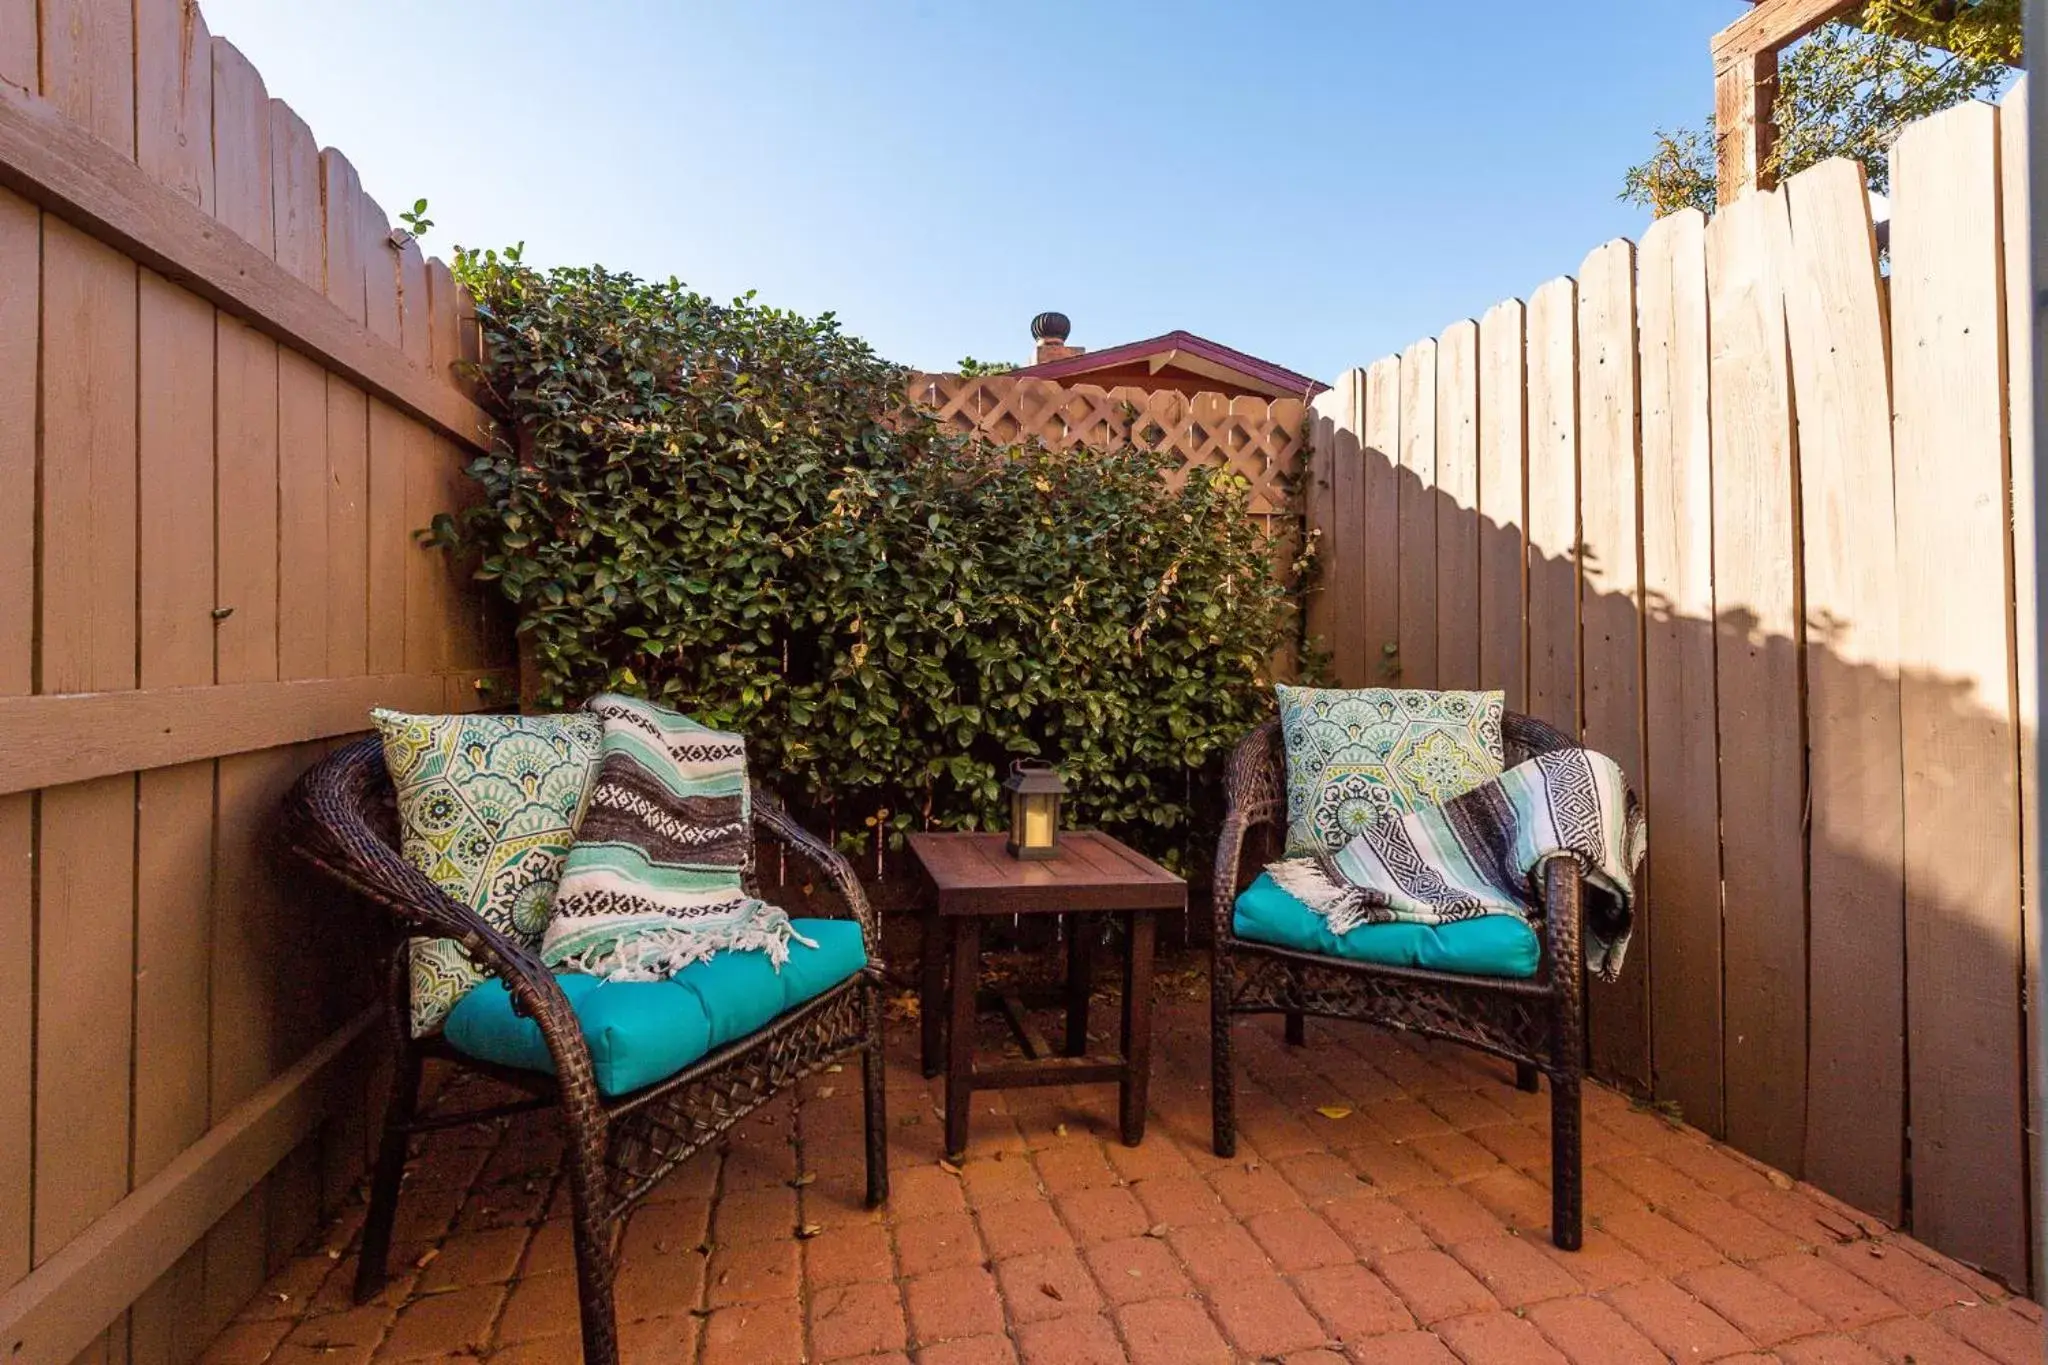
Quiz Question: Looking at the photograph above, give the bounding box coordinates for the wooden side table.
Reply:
[907,831,1186,1157]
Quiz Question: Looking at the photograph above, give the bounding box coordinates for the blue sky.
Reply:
[196,1,1742,383]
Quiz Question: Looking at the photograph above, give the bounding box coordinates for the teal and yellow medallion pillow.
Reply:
[1274,685,1504,856]
[373,709,603,1036]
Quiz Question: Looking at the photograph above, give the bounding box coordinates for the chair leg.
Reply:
[862,979,890,1207]
[564,1124,620,1365]
[1210,947,1237,1158]
[1516,1062,1541,1093]
[1549,1074,1583,1251]
[1284,1010,1306,1046]
[353,1040,420,1304]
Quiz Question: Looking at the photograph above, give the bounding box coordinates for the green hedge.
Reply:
[441,249,1300,872]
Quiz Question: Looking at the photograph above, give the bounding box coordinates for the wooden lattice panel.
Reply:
[906,373,1304,518]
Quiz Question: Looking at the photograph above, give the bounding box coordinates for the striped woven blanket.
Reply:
[542,694,811,981]
[1267,748,1645,981]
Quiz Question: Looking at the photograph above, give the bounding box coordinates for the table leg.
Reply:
[1064,912,1093,1057]
[1119,910,1156,1146]
[945,916,981,1160]
[921,904,944,1079]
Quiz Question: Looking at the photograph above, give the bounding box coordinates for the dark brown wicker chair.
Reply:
[282,736,888,1365]
[1210,710,1587,1249]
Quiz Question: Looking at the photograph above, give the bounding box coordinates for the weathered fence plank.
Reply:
[1363,357,1403,684]
[35,217,140,1267]
[1890,97,2027,1286]
[0,186,34,1292]
[1477,300,1527,710]
[1782,155,1906,1223]
[1637,207,1722,1140]
[1707,186,1808,1176]
[1435,320,1481,691]
[1398,340,1439,689]
[1577,238,1648,1092]
[1525,278,1578,736]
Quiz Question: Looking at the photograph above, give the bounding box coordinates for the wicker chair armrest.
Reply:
[283,736,601,1102]
[1537,855,1586,982]
[1214,719,1287,939]
[751,785,877,950]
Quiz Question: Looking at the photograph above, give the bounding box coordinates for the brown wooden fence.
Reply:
[906,372,1306,527]
[1306,84,2040,1291]
[0,4,509,1362]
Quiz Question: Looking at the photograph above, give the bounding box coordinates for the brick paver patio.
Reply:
[197,985,2043,1364]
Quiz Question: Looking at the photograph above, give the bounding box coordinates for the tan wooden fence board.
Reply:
[1476,300,1527,710]
[1998,76,2043,1296]
[1637,207,1725,1139]
[1397,340,1439,689]
[1363,357,1403,683]
[1435,321,1481,692]
[1707,186,1808,1177]
[1576,238,1649,1091]
[0,184,33,1293]
[1890,98,2028,1285]
[1783,156,1907,1222]
[1525,278,1579,737]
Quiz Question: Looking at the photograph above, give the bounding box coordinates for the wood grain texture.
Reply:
[1997,75,2042,1296]
[324,377,369,677]
[0,1009,374,1365]
[1889,100,2027,1284]
[0,671,511,796]
[1525,277,1579,737]
[134,0,209,212]
[214,316,278,686]
[39,220,136,695]
[1782,155,1905,1221]
[38,0,133,156]
[276,349,329,680]
[1396,340,1438,689]
[1637,208,1724,1139]
[1362,356,1402,684]
[1477,299,1527,708]
[266,99,317,289]
[1304,385,1342,679]
[133,268,216,1196]
[0,75,489,446]
[1707,186,1807,1176]
[1326,370,1367,686]
[1575,238,1647,1093]
[34,209,138,1269]
[206,39,269,255]
[0,0,31,93]
[0,187,34,1291]
[1434,320,1480,691]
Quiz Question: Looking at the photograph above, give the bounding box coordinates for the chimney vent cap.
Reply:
[1030,311,1071,343]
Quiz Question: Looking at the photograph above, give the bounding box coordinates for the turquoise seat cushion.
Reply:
[442,918,866,1096]
[1233,872,1539,979]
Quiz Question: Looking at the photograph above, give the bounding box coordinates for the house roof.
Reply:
[1010,329,1328,400]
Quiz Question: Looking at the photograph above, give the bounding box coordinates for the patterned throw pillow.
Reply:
[1274,686,1505,856]
[374,709,603,1036]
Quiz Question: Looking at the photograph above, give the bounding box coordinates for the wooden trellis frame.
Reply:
[1713,0,1864,204]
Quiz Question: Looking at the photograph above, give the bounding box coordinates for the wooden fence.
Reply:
[906,371,1306,527]
[0,4,510,1363]
[1306,84,2039,1290]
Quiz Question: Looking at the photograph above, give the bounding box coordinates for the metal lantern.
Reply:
[1003,758,1067,860]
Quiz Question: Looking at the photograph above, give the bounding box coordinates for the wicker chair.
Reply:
[282,736,889,1365]
[1210,710,1587,1250]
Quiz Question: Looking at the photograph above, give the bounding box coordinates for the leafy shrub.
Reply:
[442,249,1297,872]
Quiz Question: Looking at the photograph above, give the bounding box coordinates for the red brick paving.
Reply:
[198,1001,2043,1363]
